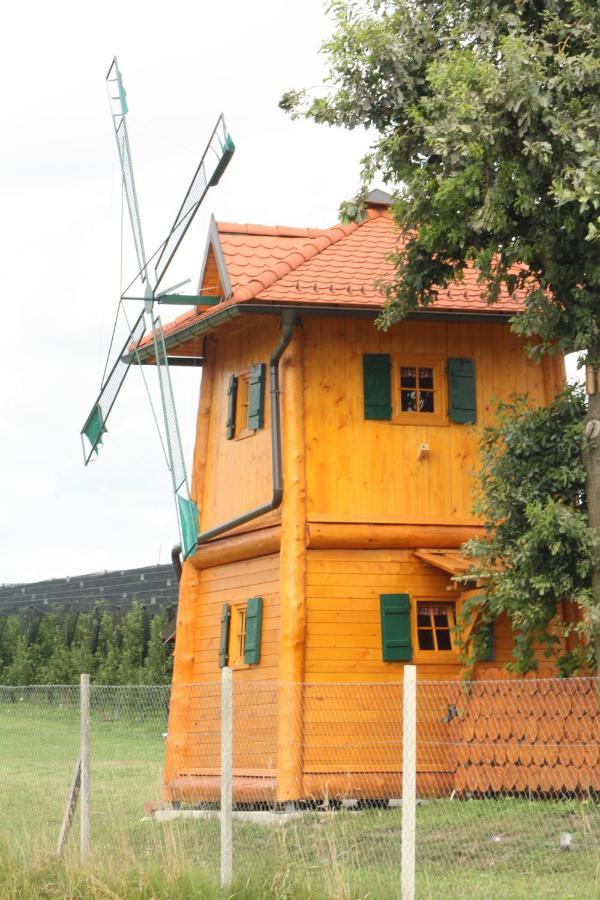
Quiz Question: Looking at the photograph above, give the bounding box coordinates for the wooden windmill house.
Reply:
[136,189,571,803]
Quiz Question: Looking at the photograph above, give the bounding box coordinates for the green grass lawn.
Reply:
[0,698,598,898]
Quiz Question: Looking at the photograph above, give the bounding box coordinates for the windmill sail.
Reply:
[107,58,148,283]
[153,114,234,292]
[80,310,146,465]
[151,317,198,557]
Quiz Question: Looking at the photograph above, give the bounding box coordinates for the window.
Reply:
[228,604,247,667]
[363,353,476,425]
[225,363,266,440]
[416,601,456,652]
[219,596,263,668]
[400,366,435,413]
[234,371,252,439]
[394,355,445,424]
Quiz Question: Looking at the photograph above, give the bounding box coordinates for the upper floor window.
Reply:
[397,358,442,421]
[363,353,476,426]
[225,363,266,440]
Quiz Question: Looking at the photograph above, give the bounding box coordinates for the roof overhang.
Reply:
[133,301,515,363]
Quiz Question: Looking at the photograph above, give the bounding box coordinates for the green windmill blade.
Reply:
[82,58,235,560]
[150,316,198,558]
[153,114,235,292]
[80,310,146,464]
[106,57,148,284]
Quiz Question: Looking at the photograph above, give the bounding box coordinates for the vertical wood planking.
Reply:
[304,316,555,523]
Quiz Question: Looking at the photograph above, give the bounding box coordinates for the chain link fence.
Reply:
[0,676,599,898]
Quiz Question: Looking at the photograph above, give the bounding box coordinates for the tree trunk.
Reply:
[584,355,600,673]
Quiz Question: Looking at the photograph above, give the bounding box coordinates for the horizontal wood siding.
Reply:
[165,554,280,786]
[303,317,564,523]
[303,549,558,776]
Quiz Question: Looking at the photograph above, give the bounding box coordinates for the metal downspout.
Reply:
[170,310,296,576]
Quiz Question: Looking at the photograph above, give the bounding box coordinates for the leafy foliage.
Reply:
[284,0,600,668]
[461,388,593,674]
[283,0,600,360]
[0,602,173,684]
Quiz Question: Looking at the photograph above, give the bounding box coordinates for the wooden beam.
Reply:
[277,326,308,803]
[308,523,485,550]
[188,526,281,570]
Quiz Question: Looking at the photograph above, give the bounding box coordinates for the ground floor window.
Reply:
[416,601,456,652]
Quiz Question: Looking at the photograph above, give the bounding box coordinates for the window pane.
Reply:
[401,390,417,412]
[418,629,435,650]
[400,367,417,388]
[419,391,434,413]
[418,367,434,389]
[417,605,431,626]
[433,609,450,628]
[436,629,452,651]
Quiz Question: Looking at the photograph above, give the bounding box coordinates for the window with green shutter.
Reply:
[247,363,266,430]
[244,596,263,665]
[448,357,476,424]
[363,354,392,420]
[380,594,412,661]
[225,375,238,439]
[218,603,231,668]
[480,620,495,662]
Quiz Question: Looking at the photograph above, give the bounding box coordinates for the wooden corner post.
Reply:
[401,665,416,900]
[80,673,90,863]
[277,323,307,804]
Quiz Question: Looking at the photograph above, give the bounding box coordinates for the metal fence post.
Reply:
[221,666,233,888]
[80,673,90,863]
[401,665,416,900]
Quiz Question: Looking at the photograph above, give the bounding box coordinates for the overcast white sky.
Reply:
[1,1,579,586]
[0,0,373,585]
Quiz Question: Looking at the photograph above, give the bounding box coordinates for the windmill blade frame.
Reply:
[107,57,149,285]
[151,316,199,557]
[153,114,234,292]
[80,309,146,465]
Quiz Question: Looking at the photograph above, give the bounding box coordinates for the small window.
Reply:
[228,604,247,667]
[394,355,445,424]
[234,371,252,439]
[400,366,435,413]
[416,601,456,652]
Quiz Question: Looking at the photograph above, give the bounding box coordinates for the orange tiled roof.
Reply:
[154,202,526,345]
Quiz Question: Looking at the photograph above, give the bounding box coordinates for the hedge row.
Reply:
[0,602,173,684]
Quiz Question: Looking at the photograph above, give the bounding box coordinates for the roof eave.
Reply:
[134,301,515,361]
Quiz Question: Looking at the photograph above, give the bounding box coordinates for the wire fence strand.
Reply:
[0,676,598,898]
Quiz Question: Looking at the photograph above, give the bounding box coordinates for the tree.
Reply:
[283,0,600,665]
[463,387,593,674]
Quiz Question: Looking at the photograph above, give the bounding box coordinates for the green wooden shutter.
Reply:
[380,594,412,661]
[244,596,263,665]
[448,357,476,424]
[247,363,266,430]
[226,375,238,439]
[480,620,495,662]
[363,354,392,420]
[218,603,231,668]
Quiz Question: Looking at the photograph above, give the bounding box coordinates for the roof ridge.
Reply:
[216,221,330,239]
[232,216,380,302]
